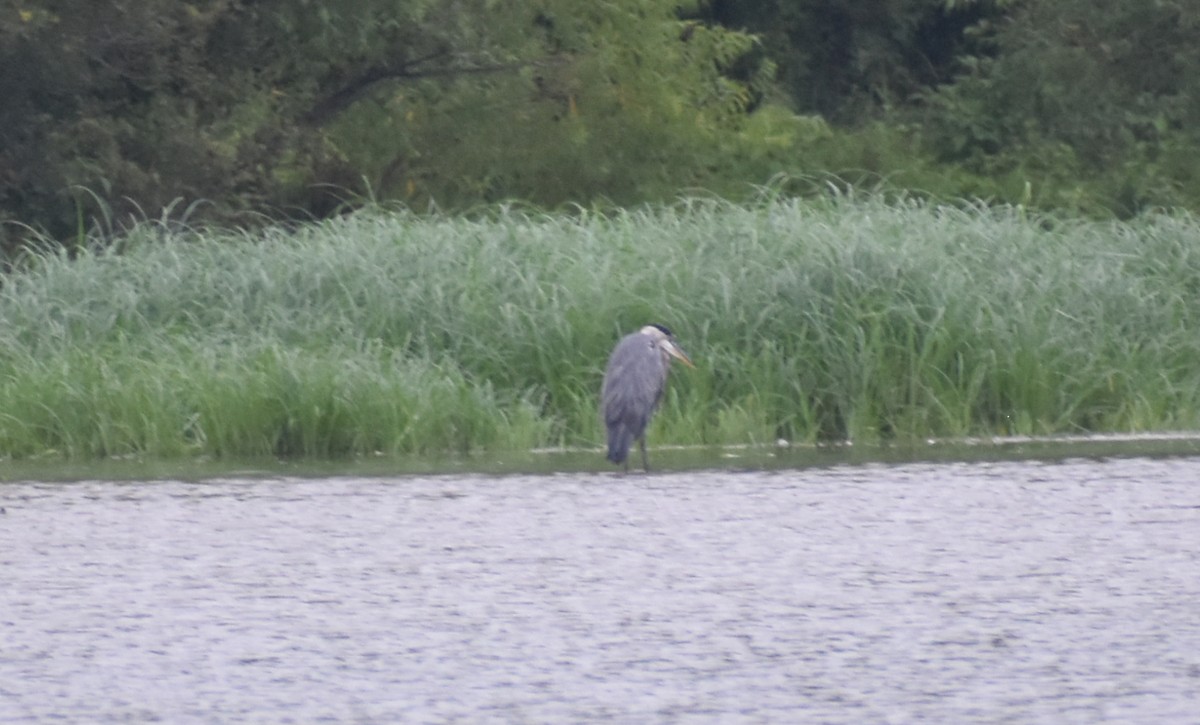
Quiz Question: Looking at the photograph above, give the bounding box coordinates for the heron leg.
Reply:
[639,437,650,472]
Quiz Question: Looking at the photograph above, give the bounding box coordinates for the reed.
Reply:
[3,195,1199,459]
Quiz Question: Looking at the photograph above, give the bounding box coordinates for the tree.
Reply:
[920,0,1200,212]
[0,0,771,250]
[694,0,1007,121]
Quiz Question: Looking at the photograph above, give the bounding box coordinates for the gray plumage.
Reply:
[601,324,693,471]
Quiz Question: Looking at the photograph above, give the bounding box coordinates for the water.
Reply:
[3,455,1200,723]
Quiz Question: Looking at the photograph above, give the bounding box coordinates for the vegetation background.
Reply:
[2,0,1199,460]
[3,0,1199,249]
[5,199,1200,459]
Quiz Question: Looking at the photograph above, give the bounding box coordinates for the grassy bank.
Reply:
[3,196,1200,460]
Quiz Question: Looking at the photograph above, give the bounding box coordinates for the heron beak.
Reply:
[664,340,695,368]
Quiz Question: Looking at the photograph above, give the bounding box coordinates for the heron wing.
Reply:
[601,332,667,437]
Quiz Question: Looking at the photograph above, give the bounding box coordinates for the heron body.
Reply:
[601,324,693,471]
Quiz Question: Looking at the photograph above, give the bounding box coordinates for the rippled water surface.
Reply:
[3,456,1200,723]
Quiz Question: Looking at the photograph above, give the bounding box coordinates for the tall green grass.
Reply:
[3,194,1200,459]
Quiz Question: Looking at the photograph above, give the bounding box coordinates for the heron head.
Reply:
[640,324,694,368]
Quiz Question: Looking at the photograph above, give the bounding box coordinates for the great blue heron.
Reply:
[601,324,694,472]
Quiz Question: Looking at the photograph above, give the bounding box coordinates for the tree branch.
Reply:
[302,53,564,127]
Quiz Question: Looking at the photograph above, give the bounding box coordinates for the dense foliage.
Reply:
[1,0,768,251]
[2,0,1199,251]
[3,198,1200,459]
[917,0,1200,214]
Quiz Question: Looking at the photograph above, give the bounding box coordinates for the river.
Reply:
[2,453,1199,722]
